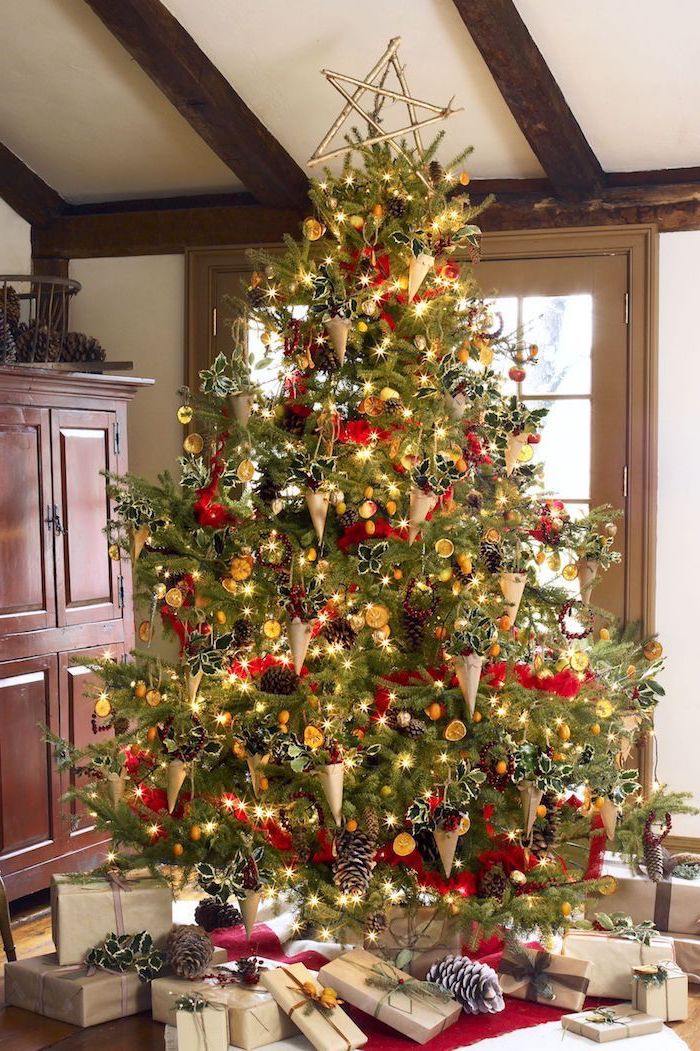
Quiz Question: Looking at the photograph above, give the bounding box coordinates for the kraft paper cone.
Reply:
[287,616,312,675]
[305,489,330,542]
[106,770,126,807]
[408,486,437,545]
[130,524,149,563]
[433,828,460,878]
[325,316,351,366]
[601,797,619,840]
[499,572,527,621]
[620,713,641,762]
[240,890,261,940]
[230,391,253,427]
[519,781,544,836]
[246,752,270,798]
[444,390,467,421]
[318,763,344,825]
[408,252,435,301]
[452,653,483,716]
[577,558,600,604]
[505,433,528,476]
[167,758,188,814]
[185,668,203,705]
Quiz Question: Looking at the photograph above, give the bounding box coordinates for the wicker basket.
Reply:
[0,274,81,365]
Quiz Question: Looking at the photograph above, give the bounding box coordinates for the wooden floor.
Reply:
[0,902,699,1049]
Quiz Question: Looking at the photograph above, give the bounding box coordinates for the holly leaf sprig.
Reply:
[85,930,165,982]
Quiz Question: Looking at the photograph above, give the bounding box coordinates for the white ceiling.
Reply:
[1,0,700,205]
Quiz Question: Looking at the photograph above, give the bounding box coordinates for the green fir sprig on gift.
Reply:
[591,911,658,946]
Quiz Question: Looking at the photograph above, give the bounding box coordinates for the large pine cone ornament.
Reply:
[167,924,214,979]
[426,955,505,1014]
[193,897,242,933]
[401,611,425,650]
[480,538,503,573]
[232,618,254,649]
[260,664,298,695]
[530,793,560,859]
[15,321,61,363]
[323,618,357,650]
[256,473,281,504]
[477,863,508,902]
[339,507,360,530]
[333,827,377,894]
[62,331,106,363]
[643,811,672,883]
[428,160,444,185]
[363,806,380,841]
[386,194,407,218]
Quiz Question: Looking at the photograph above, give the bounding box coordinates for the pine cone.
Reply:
[427,955,504,1014]
[363,806,380,841]
[15,321,61,363]
[0,285,20,330]
[453,561,473,586]
[530,793,560,859]
[247,286,266,307]
[232,618,254,649]
[333,827,377,895]
[0,315,16,363]
[385,708,425,738]
[323,618,357,650]
[314,341,341,373]
[466,490,484,513]
[194,897,242,933]
[366,911,387,936]
[167,924,214,979]
[260,664,298,695]
[477,864,508,902]
[428,160,444,185]
[339,507,360,530]
[401,612,425,650]
[231,956,263,985]
[256,473,281,504]
[282,406,307,435]
[643,811,672,883]
[61,331,106,363]
[480,539,503,573]
[414,827,440,867]
[386,194,407,218]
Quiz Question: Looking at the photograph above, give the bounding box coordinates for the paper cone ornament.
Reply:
[452,653,483,716]
[240,890,261,940]
[305,488,330,542]
[167,758,188,814]
[230,392,253,427]
[287,616,312,675]
[130,524,149,563]
[600,797,619,840]
[106,770,126,807]
[499,572,527,622]
[325,316,351,365]
[505,433,528,476]
[408,252,435,301]
[408,486,437,545]
[620,714,641,763]
[444,391,467,421]
[519,781,544,837]
[186,668,203,705]
[577,558,600,604]
[246,753,270,798]
[433,828,460,878]
[318,762,344,825]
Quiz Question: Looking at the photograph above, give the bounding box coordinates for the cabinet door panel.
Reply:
[0,655,60,864]
[52,410,121,626]
[0,407,56,635]
[59,646,122,839]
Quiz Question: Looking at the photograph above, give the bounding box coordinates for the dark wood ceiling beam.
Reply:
[0,142,67,225]
[452,0,604,199]
[83,0,308,210]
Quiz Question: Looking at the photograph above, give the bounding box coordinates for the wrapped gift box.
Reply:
[498,944,591,1010]
[585,853,700,934]
[51,872,173,965]
[371,906,463,979]
[631,962,688,1021]
[4,952,151,1026]
[318,947,461,1045]
[667,931,700,982]
[561,1003,663,1043]
[176,1000,229,1051]
[562,930,675,999]
[152,962,297,1049]
[260,961,367,1051]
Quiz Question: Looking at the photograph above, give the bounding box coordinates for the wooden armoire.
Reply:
[0,367,151,900]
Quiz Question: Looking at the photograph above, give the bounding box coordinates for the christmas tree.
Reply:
[55,123,676,950]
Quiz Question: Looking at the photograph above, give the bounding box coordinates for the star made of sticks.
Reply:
[308,36,461,182]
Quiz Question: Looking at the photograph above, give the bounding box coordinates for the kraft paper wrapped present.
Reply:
[176,995,229,1051]
[260,961,367,1051]
[498,943,591,1011]
[631,961,689,1021]
[666,931,700,982]
[4,952,151,1026]
[562,929,676,999]
[561,1003,664,1043]
[51,872,173,965]
[585,853,700,934]
[152,962,297,1049]
[318,947,461,1045]
[371,906,463,979]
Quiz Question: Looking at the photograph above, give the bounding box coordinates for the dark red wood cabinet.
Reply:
[0,368,150,899]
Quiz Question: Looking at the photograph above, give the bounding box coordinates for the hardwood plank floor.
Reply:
[0,904,698,1049]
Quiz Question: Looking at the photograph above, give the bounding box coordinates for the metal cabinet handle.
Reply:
[44,505,54,532]
[52,504,67,537]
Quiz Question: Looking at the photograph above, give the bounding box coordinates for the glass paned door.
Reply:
[473,253,629,620]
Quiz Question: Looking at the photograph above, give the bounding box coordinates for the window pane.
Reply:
[527,398,591,499]
[484,296,519,381]
[521,294,592,396]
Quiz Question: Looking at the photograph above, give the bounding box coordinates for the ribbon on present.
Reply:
[500,944,590,1003]
[345,955,455,1030]
[35,961,130,1019]
[281,967,353,1050]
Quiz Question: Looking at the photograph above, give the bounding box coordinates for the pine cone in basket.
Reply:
[167,924,214,979]
[426,955,505,1014]
[61,331,106,363]
[0,285,20,330]
[15,321,61,363]
[193,897,242,933]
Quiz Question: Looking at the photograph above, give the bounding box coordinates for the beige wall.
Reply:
[69,255,185,482]
[0,198,31,271]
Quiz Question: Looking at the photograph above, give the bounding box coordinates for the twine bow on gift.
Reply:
[584,1008,633,1031]
[282,968,352,1051]
[500,944,590,1004]
[346,956,455,1026]
[176,992,228,1051]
